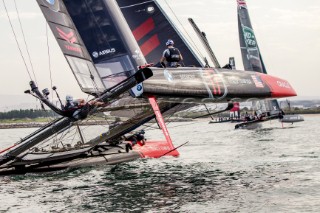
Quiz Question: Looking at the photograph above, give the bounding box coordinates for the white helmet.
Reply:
[166,39,174,46]
[66,95,73,101]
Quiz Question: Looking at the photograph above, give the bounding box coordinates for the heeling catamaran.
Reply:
[0,0,296,175]
[116,0,295,123]
[115,0,295,100]
[0,0,175,175]
[235,0,303,128]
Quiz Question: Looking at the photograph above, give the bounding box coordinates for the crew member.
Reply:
[160,39,183,68]
[64,95,77,111]
[125,130,146,146]
[64,95,105,111]
[63,95,105,119]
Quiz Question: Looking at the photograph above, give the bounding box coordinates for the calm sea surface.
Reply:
[0,115,319,212]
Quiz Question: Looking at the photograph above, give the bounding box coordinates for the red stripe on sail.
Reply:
[133,18,155,41]
[237,0,247,7]
[56,27,76,44]
[140,34,160,56]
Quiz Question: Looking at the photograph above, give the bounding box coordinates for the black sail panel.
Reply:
[63,0,147,90]
[36,0,105,94]
[237,0,267,74]
[117,0,203,67]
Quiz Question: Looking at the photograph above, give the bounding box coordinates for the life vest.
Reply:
[165,48,181,62]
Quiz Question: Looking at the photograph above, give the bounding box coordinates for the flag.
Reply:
[251,75,264,88]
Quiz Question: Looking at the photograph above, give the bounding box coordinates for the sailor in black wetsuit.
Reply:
[126,130,146,146]
[63,95,105,119]
[63,95,82,118]
[64,95,78,111]
[160,39,183,68]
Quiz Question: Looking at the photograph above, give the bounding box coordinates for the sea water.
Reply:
[0,115,319,212]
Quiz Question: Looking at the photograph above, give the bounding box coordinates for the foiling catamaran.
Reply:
[0,0,296,175]
[234,0,303,129]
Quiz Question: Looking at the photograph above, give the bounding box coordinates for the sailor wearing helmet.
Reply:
[64,95,104,111]
[64,95,76,110]
[160,39,183,68]
[63,95,105,119]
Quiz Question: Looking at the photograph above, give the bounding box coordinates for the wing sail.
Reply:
[117,0,203,67]
[63,0,148,90]
[37,0,105,94]
[37,0,147,92]
[237,0,267,73]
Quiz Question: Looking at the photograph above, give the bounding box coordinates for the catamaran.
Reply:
[234,0,303,129]
[0,0,296,175]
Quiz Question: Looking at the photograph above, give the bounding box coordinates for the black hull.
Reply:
[281,114,304,123]
[143,68,296,102]
[209,119,244,124]
[0,146,141,176]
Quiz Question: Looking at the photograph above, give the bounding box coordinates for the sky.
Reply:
[0,0,319,102]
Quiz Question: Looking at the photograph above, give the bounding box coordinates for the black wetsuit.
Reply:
[163,47,182,67]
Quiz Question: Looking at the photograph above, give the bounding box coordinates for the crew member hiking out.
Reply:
[160,39,183,68]
[63,95,105,119]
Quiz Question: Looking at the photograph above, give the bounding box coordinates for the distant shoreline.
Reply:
[0,120,110,129]
[0,117,193,129]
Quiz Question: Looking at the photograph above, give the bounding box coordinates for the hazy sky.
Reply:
[0,0,319,99]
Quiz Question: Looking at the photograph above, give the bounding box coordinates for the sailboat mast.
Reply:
[188,18,221,68]
[99,0,147,67]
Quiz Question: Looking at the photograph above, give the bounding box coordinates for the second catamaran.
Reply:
[235,0,303,128]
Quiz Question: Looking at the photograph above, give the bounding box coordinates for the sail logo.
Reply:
[237,0,247,8]
[242,26,257,48]
[56,27,81,54]
[92,52,99,58]
[57,27,77,44]
[92,48,116,58]
[42,0,60,12]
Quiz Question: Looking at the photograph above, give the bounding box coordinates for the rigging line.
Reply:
[160,141,189,157]
[86,61,100,95]
[162,0,205,60]
[2,0,32,80]
[13,0,38,84]
[82,0,106,94]
[39,127,78,149]
[167,121,200,129]
[159,104,185,127]
[139,104,185,131]
[45,22,54,99]
[84,0,111,49]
